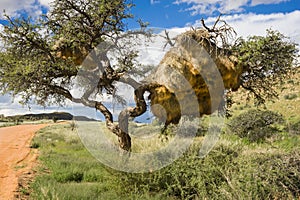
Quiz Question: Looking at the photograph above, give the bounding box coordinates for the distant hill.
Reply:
[1,112,98,122]
[73,115,98,121]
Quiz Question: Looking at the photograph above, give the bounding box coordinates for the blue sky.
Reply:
[128,0,299,29]
[0,0,299,118]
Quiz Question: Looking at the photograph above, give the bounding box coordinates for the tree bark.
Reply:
[118,83,161,150]
[94,101,132,151]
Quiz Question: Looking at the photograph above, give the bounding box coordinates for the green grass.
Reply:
[119,134,300,199]
[0,122,15,127]
[29,124,120,200]
[29,123,169,200]
[27,119,300,199]
[0,119,54,128]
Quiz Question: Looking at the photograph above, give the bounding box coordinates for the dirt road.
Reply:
[0,124,49,200]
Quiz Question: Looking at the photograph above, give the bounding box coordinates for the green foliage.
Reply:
[250,153,300,198]
[30,142,40,149]
[52,117,58,123]
[0,0,140,106]
[284,93,298,100]
[289,120,300,135]
[54,170,84,183]
[287,79,295,85]
[30,124,122,199]
[234,29,299,105]
[28,123,300,199]
[119,144,300,199]
[48,0,134,43]
[227,109,285,142]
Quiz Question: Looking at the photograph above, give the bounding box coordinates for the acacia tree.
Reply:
[0,1,298,152]
[0,0,152,151]
[232,30,298,105]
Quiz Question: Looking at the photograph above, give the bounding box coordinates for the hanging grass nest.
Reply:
[145,18,244,126]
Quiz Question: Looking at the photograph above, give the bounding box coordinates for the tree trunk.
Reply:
[117,83,161,151]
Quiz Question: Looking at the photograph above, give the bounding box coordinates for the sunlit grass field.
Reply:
[23,71,300,199]
[25,116,300,200]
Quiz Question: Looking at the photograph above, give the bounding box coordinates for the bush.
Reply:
[52,117,58,123]
[118,144,240,200]
[83,169,105,182]
[30,142,40,149]
[289,120,300,135]
[118,145,300,199]
[70,121,77,131]
[251,152,300,198]
[284,93,298,100]
[227,109,285,142]
[286,79,295,85]
[54,170,84,183]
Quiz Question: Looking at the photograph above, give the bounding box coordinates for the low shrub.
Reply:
[53,170,84,183]
[119,144,240,199]
[227,109,285,142]
[119,145,300,199]
[286,79,295,85]
[284,93,298,100]
[83,169,104,182]
[289,120,300,135]
[52,117,58,123]
[250,152,300,198]
[30,142,40,149]
[70,121,77,131]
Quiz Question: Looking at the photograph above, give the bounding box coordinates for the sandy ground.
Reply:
[0,124,49,200]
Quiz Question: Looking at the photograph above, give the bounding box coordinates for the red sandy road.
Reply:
[0,124,49,200]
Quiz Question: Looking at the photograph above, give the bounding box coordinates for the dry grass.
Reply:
[231,67,300,121]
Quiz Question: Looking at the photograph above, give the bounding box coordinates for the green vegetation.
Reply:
[28,124,119,199]
[0,0,298,198]
[26,112,300,199]
[284,93,298,100]
[0,122,18,128]
[0,118,53,128]
[121,144,300,199]
[233,29,298,105]
[289,120,300,135]
[227,109,285,142]
[0,112,73,122]
[0,0,298,152]
[24,71,300,199]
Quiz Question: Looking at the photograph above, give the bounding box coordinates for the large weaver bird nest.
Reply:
[145,28,244,126]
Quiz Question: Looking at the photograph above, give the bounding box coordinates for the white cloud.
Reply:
[174,0,291,15]
[0,95,79,118]
[251,0,290,6]
[38,0,52,8]
[0,0,35,17]
[222,0,249,13]
[0,0,51,18]
[174,0,237,15]
[194,10,300,45]
[150,0,160,5]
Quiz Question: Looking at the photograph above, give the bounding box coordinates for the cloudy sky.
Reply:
[0,0,299,118]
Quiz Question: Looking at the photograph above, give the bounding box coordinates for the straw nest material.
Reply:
[145,28,243,126]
